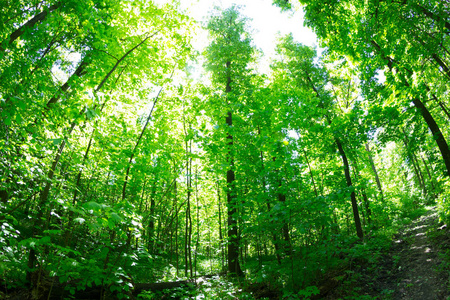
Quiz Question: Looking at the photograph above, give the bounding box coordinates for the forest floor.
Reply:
[330,206,450,299]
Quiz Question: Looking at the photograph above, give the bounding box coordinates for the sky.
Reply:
[182,0,317,49]
[175,0,319,73]
[54,0,318,83]
[54,0,319,87]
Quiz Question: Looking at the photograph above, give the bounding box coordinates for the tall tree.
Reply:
[272,34,364,239]
[204,5,255,276]
[281,0,450,177]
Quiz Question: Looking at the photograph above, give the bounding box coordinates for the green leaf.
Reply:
[39,236,51,245]
[51,138,63,145]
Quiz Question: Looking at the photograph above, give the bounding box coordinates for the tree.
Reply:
[204,5,255,276]
[0,0,193,294]
[272,34,364,239]
[283,0,450,177]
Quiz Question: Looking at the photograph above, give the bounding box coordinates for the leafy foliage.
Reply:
[1,0,450,299]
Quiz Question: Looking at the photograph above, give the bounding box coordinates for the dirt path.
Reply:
[375,208,449,299]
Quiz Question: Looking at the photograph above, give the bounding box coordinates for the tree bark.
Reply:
[411,3,450,33]
[412,151,427,196]
[273,155,292,256]
[365,143,384,202]
[0,3,61,53]
[121,65,174,201]
[217,180,225,270]
[305,72,363,239]
[304,148,319,197]
[225,61,243,276]
[411,97,450,176]
[402,133,426,195]
[352,163,372,224]
[335,138,364,239]
[259,149,282,265]
[371,40,450,176]
[421,154,436,198]
[148,185,157,252]
[45,60,88,108]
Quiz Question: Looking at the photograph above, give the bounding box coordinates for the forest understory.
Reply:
[3,206,450,299]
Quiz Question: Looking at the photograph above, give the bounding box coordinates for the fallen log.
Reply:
[133,280,196,296]
[6,276,214,299]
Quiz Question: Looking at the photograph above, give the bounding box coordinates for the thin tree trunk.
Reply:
[365,143,384,202]
[301,143,319,197]
[96,30,160,92]
[64,128,95,247]
[122,87,163,201]
[411,97,450,176]
[45,60,88,108]
[258,127,282,264]
[273,155,292,256]
[421,154,436,198]
[335,138,364,239]
[175,180,179,277]
[2,34,59,108]
[225,61,242,276]
[188,153,193,278]
[217,180,225,271]
[411,3,450,33]
[352,163,372,224]
[371,40,450,176]
[0,2,60,52]
[412,151,427,196]
[194,168,200,277]
[402,133,426,196]
[305,72,363,239]
[36,33,157,233]
[437,101,450,122]
[431,54,450,81]
[148,183,157,252]
[184,151,192,277]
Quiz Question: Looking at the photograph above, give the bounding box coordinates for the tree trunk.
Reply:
[421,154,436,198]
[45,60,88,108]
[148,184,157,252]
[226,110,242,276]
[352,163,372,224]
[194,169,200,277]
[437,100,450,122]
[122,83,165,202]
[365,143,384,202]
[258,127,282,264]
[335,138,364,239]
[411,3,450,33]
[412,151,427,196]
[273,155,292,256]
[371,40,450,176]
[303,148,319,197]
[174,180,180,276]
[217,180,225,270]
[184,155,192,277]
[305,71,363,239]
[225,61,242,276]
[411,97,450,176]
[0,3,61,52]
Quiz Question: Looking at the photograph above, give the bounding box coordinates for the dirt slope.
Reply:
[326,207,449,299]
[391,209,447,299]
[368,208,449,299]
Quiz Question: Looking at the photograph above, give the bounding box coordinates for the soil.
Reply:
[340,207,450,299]
[387,209,448,299]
